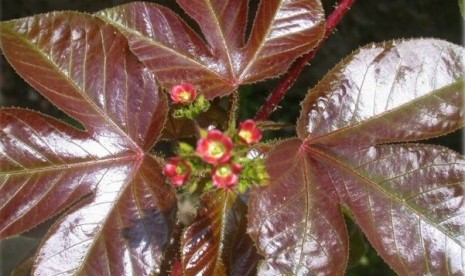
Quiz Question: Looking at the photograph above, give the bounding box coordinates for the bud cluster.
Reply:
[170,83,210,119]
[163,83,268,193]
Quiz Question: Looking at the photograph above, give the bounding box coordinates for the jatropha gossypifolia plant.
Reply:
[0,0,464,275]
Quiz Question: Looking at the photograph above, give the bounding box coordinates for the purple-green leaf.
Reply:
[297,39,465,148]
[248,139,348,275]
[98,0,325,98]
[181,190,260,275]
[0,12,175,275]
[314,144,465,274]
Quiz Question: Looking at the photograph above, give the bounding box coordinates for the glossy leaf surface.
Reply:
[297,39,465,147]
[315,144,465,275]
[277,38,465,274]
[181,190,260,276]
[98,0,325,98]
[248,139,348,275]
[0,12,175,275]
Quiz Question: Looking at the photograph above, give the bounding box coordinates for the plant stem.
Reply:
[254,0,356,121]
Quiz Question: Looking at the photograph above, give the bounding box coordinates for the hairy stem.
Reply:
[254,0,356,121]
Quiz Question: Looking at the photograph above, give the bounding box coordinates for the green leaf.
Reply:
[248,139,348,275]
[297,39,465,148]
[181,190,260,275]
[98,0,325,98]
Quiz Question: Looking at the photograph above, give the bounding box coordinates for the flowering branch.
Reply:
[254,0,357,121]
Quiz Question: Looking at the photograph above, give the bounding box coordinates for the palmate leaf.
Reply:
[297,39,465,274]
[0,12,176,275]
[98,0,325,99]
[181,190,260,276]
[249,39,465,275]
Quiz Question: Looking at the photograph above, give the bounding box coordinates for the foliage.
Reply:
[0,0,464,275]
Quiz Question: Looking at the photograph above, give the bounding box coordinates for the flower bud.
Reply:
[164,157,191,187]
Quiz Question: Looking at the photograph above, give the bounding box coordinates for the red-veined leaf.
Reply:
[248,139,348,275]
[98,0,325,98]
[181,190,260,276]
[297,39,465,147]
[312,144,465,274]
[0,12,175,275]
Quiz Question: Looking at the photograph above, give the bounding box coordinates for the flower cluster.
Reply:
[163,82,268,192]
[164,122,267,192]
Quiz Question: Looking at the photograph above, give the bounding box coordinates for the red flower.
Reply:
[238,120,262,145]
[170,83,197,104]
[212,163,242,189]
[196,130,233,164]
[164,157,191,187]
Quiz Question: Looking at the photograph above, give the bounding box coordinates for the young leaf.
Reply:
[297,39,465,148]
[315,144,465,275]
[181,190,260,275]
[0,12,175,275]
[98,0,325,98]
[248,139,348,275]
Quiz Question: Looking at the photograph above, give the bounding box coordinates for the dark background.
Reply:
[1,0,463,275]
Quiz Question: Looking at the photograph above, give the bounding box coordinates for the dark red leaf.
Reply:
[248,139,348,275]
[181,190,260,276]
[98,0,325,98]
[0,12,175,275]
[312,144,465,274]
[34,156,175,275]
[298,39,465,148]
[295,38,465,274]
[0,109,121,237]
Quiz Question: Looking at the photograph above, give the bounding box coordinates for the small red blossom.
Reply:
[196,130,233,164]
[238,120,262,145]
[164,157,191,187]
[212,163,242,189]
[170,83,197,104]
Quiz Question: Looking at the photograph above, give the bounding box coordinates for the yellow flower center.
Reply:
[216,165,232,177]
[175,163,188,175]
[238,129,252,143]
[179,90,191,101]
[208,141,225,158]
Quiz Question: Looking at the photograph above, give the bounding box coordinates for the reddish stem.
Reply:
[254,0,356,121]
[170,259,183,276]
